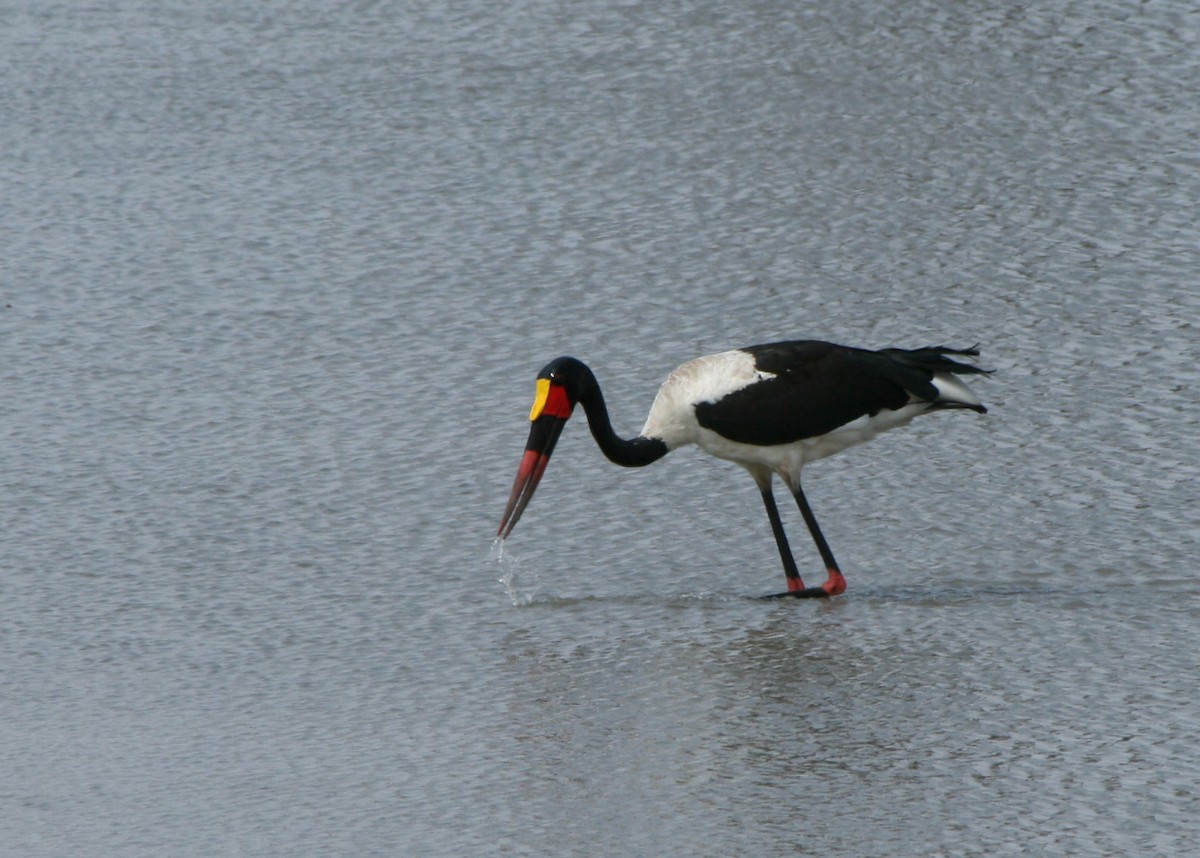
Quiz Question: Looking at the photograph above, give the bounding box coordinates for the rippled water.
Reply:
[3,0,1198,855]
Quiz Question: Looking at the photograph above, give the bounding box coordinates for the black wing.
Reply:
[693,340,986,447]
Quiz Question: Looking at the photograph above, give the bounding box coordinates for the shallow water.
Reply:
[3,0,1198,855]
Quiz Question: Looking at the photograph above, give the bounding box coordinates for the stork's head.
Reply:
[496,357,589,539]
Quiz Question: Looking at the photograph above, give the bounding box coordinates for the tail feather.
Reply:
[927,397,988,415]
[887,344,993,376]
[881,344,992,412]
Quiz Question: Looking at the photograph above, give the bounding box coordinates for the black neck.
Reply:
[577,369,669,468]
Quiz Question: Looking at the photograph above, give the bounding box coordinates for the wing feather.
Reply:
[693,341,986,446]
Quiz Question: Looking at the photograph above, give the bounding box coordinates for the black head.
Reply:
[497,356,592,539]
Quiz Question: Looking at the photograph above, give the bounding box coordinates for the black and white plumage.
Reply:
[498,340,991,598]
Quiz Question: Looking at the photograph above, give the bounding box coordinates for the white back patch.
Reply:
[640,349,769,448]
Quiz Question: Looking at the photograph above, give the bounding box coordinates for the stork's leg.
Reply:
[790,483,847,597]
[753,471,841,600]
[756,484,807,592]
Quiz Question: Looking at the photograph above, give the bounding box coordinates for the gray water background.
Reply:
[3,1,1199,855]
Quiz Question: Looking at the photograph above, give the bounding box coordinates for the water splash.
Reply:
[490,537,540,606]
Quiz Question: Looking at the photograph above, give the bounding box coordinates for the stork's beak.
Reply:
[497,378,576,539]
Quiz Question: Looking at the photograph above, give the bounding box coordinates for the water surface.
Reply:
[2,0,1198,855]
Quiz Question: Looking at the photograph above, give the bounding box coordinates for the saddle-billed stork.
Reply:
[497,340,990,598]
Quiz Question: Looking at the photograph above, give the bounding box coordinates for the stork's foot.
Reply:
[761,586,831,600]
[761,569,846,600]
